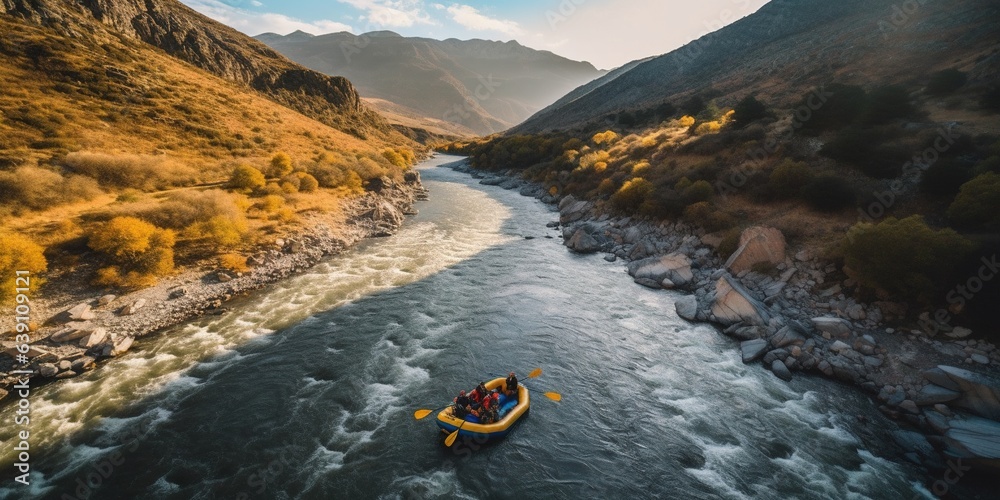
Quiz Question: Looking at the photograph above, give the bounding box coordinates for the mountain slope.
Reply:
[1,0,399,140]
[256,31,606,135]
[516,0,1000,133]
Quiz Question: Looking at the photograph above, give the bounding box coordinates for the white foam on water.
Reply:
[148,476,181,495]
[683,466,751,500]
[383,468,477,500]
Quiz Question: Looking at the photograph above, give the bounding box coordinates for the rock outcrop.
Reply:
[724,226,786,274]
[627,253,694,289]
[711,276,770,326]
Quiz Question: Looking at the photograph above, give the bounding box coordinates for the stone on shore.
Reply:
[97,295,117,307]
[559,195,592,225]
[98,336,134,358]
[936,365,1000,420]
[628,253,694,288]
[70,302,95,320]
[724,226,786,274]
[811,317,853,338]
[78,328,108,349]
[741,339,769,363]
[675,295,698,321]
[944,416,1000,459]
[0,388,7,401]
[121,299,146,316]
[711,276,770,326]
[770,326,806,348]
[913,384,961,405]
[51,322,98,343]
[771,360,793,381]
[71,356,96,372]
[39,363,59,377]
[566,227,601,254]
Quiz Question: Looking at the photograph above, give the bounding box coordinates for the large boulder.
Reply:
[711,276,770,326]
[559,195,592,225]
[566,227,602,254]
[944,416,1000,459]
[936,365,1000,420]
[51,322,98,343]
[724,226,787,274]
[627,253,694,288]
[78,328,108,349]
[675,295,698,321]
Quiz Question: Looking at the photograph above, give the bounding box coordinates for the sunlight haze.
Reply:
[180,0,770,69]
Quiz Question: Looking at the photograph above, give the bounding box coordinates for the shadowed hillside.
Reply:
[256,30,606,136]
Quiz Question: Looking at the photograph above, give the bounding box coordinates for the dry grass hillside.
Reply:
[0,2,420,299]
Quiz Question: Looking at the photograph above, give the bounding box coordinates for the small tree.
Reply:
[268,152,293,178]
[229,164,266,192]
[0,234,47,304]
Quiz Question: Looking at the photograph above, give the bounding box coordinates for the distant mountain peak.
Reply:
[364,30,402,38]
[286,29,315,39]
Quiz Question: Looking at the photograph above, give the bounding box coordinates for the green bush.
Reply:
[683,202,736,232]
[228,164,266,192]
[0,166,101,210]
[843,216,974,303]
[802,175,855,212]
[948,173,1000,230]
[862,85,915,125]
[297,172,319,193]
[0,233,47,304]
[610,177,653,213]
[88,216,175,288]
[926,69,967,96]
[267,152,293,178]
[799,84,867,134]
[732,95,769,128]
[681,180,714,204]
[63,152,199,191]
[769,159,814,199]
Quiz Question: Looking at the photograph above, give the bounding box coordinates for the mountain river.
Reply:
[0,155,932,499]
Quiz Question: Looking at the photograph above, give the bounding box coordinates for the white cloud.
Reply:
[446,4,521,36]
[338,0,434,28]
[182,0,352,35]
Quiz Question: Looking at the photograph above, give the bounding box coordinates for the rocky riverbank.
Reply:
[447,159,1000,482]
[0,173,427,401]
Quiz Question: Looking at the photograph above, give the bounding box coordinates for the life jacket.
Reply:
[470,389,482,403]
[506,376,518,392]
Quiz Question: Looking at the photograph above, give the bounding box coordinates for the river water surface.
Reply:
[2,155,930,499]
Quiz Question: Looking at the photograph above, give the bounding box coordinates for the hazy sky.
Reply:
[180,0,770,70]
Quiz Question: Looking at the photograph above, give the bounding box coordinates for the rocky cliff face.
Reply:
[1,0,393,138]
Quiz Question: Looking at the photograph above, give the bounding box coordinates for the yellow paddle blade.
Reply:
[527,368,542,379]
[444,429,460,447]
[544,392,562,402]
[414,409,434,420]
